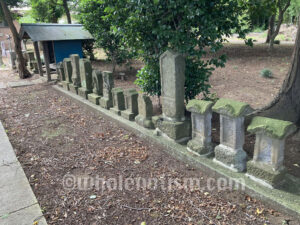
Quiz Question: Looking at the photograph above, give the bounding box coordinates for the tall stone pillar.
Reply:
[78,59,93,99]
[88,70,103,105]
[69,54,81,94]
[62,58,72,91]
[154,50,190,143]
[99,71,114,109]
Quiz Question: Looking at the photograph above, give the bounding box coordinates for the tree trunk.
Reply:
[63,0,72,24]
[266,15,275,43]
[0,0,30,79]
[255,18,300,125]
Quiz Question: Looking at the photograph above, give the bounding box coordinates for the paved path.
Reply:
[0,121,47,225]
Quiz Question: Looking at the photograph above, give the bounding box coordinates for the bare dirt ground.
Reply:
[0,84,299,225]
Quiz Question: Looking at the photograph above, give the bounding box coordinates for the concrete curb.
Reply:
[0,121,47,225]
[52,85,300,219]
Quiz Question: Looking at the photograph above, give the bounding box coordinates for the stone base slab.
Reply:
[100,97,113,109]
[187,139,213,157]
[154,116,191,144]
[110,107,121,115]
[88,93,101,105]
[61,81,70,91]
[246,161,287,188]
[214,144,247,172]
[135,115,154,129]
[121,110,137,121]
[69,84,79,95]
[78,87,92,99]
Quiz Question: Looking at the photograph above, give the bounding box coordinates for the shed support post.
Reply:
[33,41,43,77]
[42,41,51,82]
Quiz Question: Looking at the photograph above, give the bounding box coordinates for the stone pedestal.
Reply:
[62,58,72,91]
[32,61,39,74]
[212,98,253,172]
[27,51,35,69]
[88,70,103,105]
[121,89,138,121]
[186,100,214,156]
[78,59,93,99]
[56,62,65,81]
[110,88,125,115]
[155,50,191,143]
[100,71,114,109]
[70,54,81,92]
[246,116,296,188]
[135,94,154,129]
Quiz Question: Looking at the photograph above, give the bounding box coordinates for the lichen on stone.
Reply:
[247,116,296,139]
[112,87,123,93]
[186,99,214,114]
[212,98,252,117]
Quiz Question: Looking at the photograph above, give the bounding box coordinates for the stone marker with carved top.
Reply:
[186,100,214,156]
[88,70,103,105]
[212,98,253,172]
[135,94,154,129]
[153,50,191,143]
[121,88,139,120]
[69,54,81,94]
[246,116,296,188]
[78,59,93,99]
[99,71,114,109]
[62,58,72,91]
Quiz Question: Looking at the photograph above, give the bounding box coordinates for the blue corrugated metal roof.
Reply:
[20,23,93,42]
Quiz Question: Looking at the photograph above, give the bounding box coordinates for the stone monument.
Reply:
[186,99,214,156]
[69,54,81,94]
[99,71,114,109]
[153,50,190,143]
[135,94,154,129]
[212,98,253,172]
[246,116,296,188]
[62,58,72,91]
[88,70,103,105]
[121,88,139,120]
[110,87,125,115]
[78,59,93,99]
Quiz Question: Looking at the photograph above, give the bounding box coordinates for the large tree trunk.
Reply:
[266,15,275,43]
[63,0,72,24]
[0,0,30,79]
[255,18,300,125]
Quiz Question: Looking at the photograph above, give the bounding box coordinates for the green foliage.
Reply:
[18,12,36,23]
[30,0,64,23]
[260,68,273,78]
[82,39,95,60]
[78,0,134,69]
[103,0,250,100]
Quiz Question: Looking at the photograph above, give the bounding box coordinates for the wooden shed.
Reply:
[19,23,93,80]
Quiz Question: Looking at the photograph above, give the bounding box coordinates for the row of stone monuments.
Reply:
[57,51,296,189]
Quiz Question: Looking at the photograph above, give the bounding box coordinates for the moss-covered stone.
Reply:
[247,116,296,140]
[187,139,213,156]
[186,99,214,114]
[212,98,252,117]
[247,160,287,187]
[111,87,123,93]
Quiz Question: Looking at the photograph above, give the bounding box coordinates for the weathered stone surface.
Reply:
[160,50,186,122]
[32,60,39,74]
[110,87,125,115]
[62,81,70,91]
[57,62,65,81]
[70,54,81,87]
[63,58,72,83]
[69,83,79,95]
[186,100,214,156]
[99,71,114,109]
[92,70,103,95]
[135,94,154,128]
[247,116,296,140]
[157,50,190,142]
[213,101,248,172]
[246,117,296,187]
[121,88,138,121]
[78,59,93,99]
[88,93,101,105]
[212,98,253,118]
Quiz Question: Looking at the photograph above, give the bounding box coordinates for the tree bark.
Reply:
[63,0,72,24]
[269,0,291,50]
[266,15,275,43]
[255,18,300,125]
[0,0,30,79]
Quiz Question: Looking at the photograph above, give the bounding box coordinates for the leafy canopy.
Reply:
[103,0,250,100]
